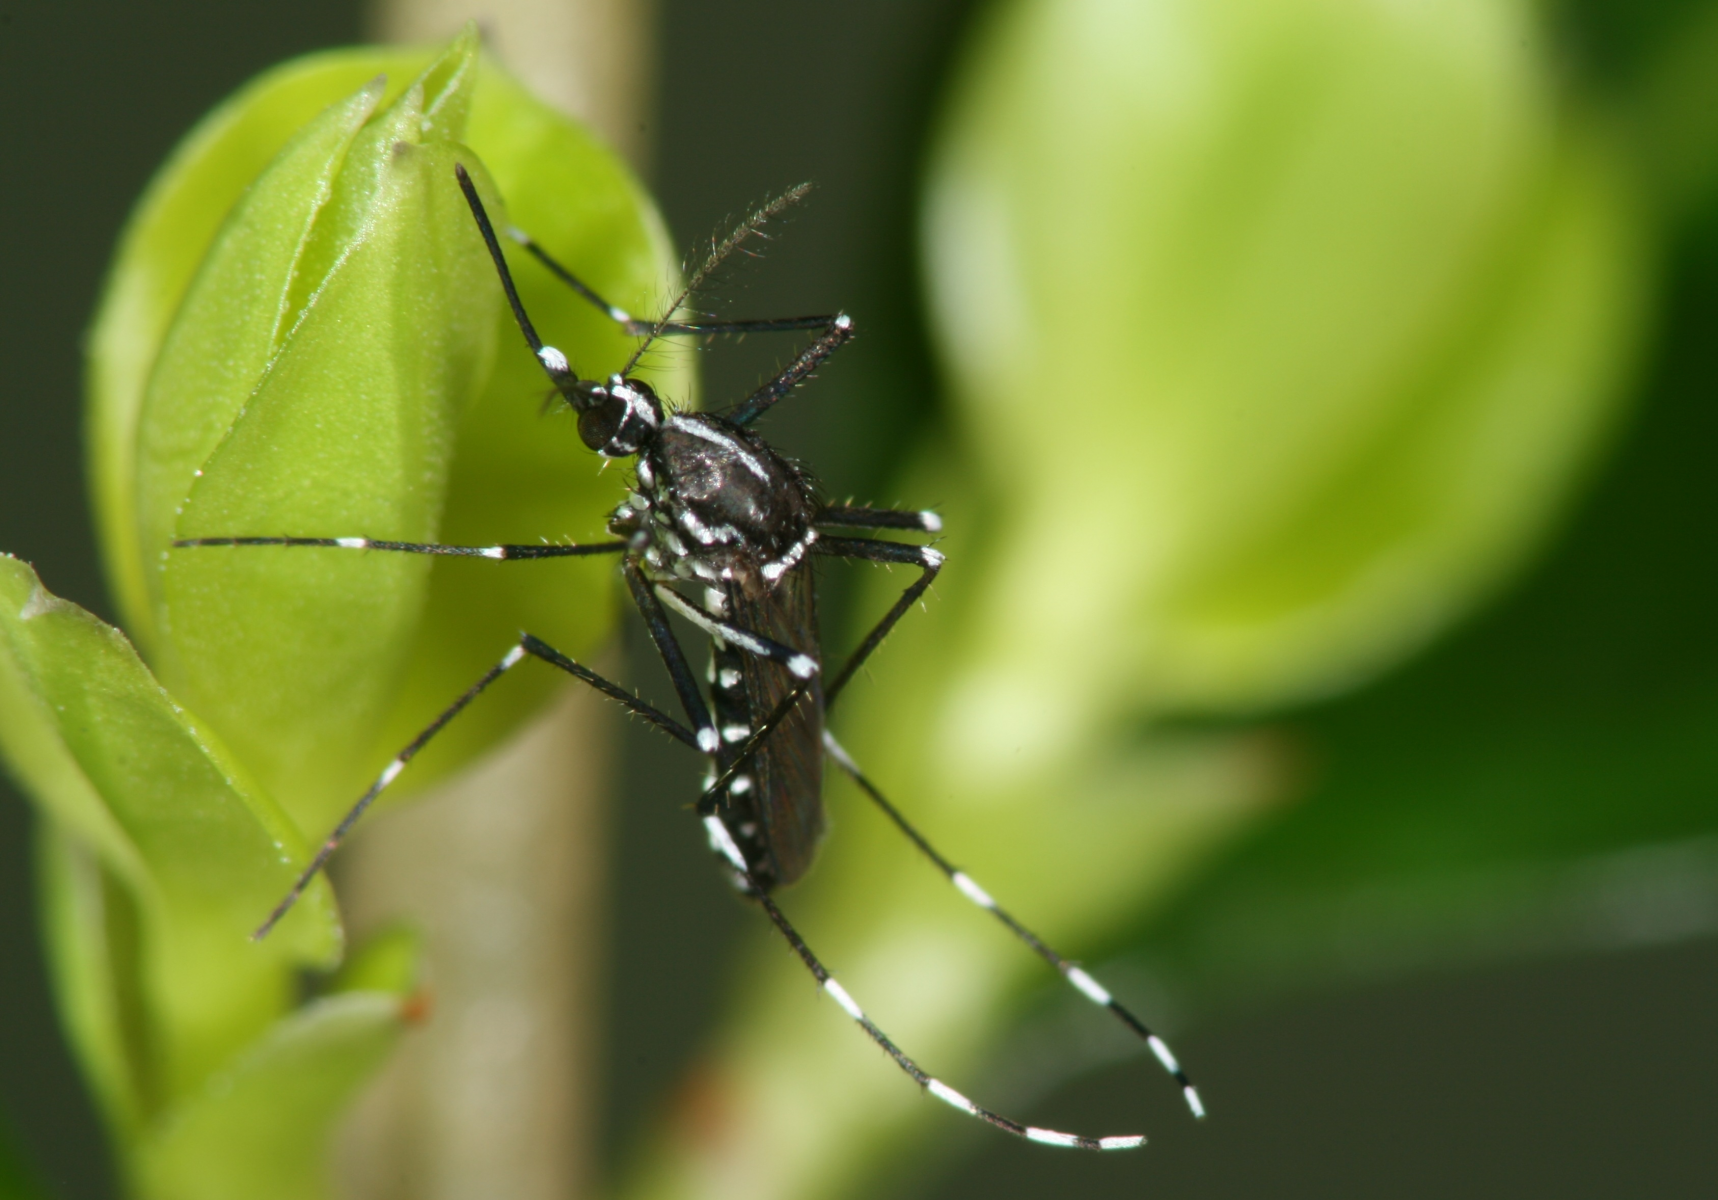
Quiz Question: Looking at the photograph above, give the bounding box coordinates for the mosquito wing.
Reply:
[731,562,825,887]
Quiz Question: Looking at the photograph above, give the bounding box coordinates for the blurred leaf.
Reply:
[1627,0,1718,229]
[34,824,140,1140]
[1135,241,1718,1005]
[133,993,409,1200]
[923,0,1647,740]
[0,557,339,1128]
[324,924,422,996]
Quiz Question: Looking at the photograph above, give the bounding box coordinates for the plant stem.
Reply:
[367,0,656,168]
[335,683,614,1200]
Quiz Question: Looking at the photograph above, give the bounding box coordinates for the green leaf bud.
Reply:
[87,32,686,832]
[923,0,1648,752]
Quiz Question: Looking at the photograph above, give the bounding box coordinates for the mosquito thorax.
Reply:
[609,411,820,597]
[574,373,663,456]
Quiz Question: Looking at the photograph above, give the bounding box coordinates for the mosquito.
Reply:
[177,163,1205,1150]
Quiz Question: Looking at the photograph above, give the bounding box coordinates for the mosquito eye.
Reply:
[577,395,627,453]
[579,379,661,456]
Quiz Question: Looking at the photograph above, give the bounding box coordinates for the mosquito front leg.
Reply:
[174,535,625,560]
[815,504,943,534]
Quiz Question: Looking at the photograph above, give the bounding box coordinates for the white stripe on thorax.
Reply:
[666,414,769,481]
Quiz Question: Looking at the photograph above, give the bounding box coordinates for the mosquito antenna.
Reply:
[622,183,814,376]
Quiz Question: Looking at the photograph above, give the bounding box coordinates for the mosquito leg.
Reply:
[507,225,833,338]
[624,562,720,754]
[695,674,818,814]
[691,534,941,808]
[818,731,1206,1119]
[255,630,694,940]
[814,504,943,534]
[727,313,854,427]
[651,583,820,680]
[518,634,696,749]
[174,536,625,560]
[699,813,1150,1150]
[812,536,943,709]
[464,162,850,408]
[455,162,584,401]
[633,575,827,814]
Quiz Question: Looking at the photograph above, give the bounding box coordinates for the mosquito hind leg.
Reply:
[818,731,1205,1119]
[696,819,1152,1150]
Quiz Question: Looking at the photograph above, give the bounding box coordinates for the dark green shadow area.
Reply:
[1138,195,1718,1012]
[0,1117,52,1200]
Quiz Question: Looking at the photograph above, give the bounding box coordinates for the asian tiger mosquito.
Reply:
[176,162,1205,1150]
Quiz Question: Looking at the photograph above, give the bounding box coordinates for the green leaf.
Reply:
[0,557,339,1127]
[89,33,686,832]
[133,993,409,1200]
[370,55,686,788]
[1133,261,1718,1002]
[62,29,688,1193]
[86,60,382,645]
[323,923,422,996]
[131,77,385,639]
[923,0,1648,733]
[34,822,140,1138]
[1627,1,1718,229]
[138,36,499,831]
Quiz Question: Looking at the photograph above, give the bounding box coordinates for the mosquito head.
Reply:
[574,373,662,457]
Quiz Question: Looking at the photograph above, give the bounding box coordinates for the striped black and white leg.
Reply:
[697,671,819,811]
[691,532,940,805]
[174,535,626,560]
[506,224,834,339]
[812,536,943,708]
[253,629,694,940]
[624,562,723,756]
[819,732,1206,1120]
[458,162,848,400]
[727,313,855,427]
[651,583,820,681]
[700,811,1150,1151]
[815,504,944,534]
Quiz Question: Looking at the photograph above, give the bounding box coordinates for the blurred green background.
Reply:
[2,1,1716,1198]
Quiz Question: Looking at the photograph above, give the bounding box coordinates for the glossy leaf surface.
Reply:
[133,994,408,1200]
[0,556,339,1126]
[88,35,684,833]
